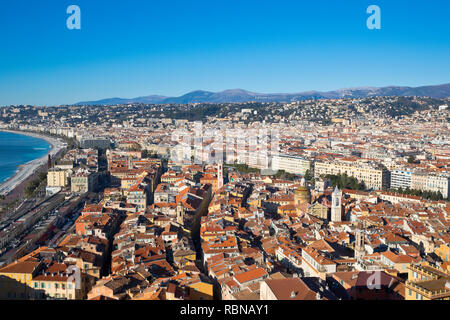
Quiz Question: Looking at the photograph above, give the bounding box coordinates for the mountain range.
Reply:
[74,83,450,105]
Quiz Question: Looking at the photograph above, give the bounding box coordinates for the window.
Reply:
[55,283,59,289]
[34,282,38,288]
[41,282,45,289]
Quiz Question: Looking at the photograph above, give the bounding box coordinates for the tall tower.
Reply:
[127,156,133,170]
[217,162,223,191]
[331,186,342,222]
[177,202,185,226]
[355,222,365,260]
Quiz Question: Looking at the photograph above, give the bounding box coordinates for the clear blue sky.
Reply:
[0,0,449,106]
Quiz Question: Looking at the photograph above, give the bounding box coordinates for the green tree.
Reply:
[304,169,313,182]
[324,173,365,191]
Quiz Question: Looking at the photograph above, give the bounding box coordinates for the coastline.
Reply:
[0,129,66,196]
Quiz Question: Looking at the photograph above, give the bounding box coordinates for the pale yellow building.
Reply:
[405,264,450,300]
[411,172,449,199]
[47,168,69,187]
[314,160,389,190]
[31,274,81,300]
[188,281,214,300]
[435,244,450,263]
[0,261,42,299]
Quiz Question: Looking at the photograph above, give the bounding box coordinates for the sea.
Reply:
[0,131,51,184]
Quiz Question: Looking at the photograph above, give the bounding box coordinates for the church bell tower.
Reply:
[331,186,342,222]
[217,162,223,190]
[177,202,185,226]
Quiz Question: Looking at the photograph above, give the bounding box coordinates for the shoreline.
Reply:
[0,129,66,196]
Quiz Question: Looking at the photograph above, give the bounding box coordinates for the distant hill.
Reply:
[75,83,450,105]
[78,95,169,105]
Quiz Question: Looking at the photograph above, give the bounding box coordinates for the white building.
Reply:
[390,169,412,190]
[301,247,336,278]
[271,154,311,175]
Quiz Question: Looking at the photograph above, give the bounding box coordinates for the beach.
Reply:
[0,130,66,196]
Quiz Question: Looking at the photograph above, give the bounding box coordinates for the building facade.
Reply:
[390,169,412,190]
[271,154,311,175]
[314,160,389,190]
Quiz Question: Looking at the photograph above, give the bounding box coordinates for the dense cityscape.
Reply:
[0,95,448,301]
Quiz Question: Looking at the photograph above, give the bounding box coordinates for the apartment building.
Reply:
[405,264,450,300]
[127,183,149,211]
[247,152,270,170]
[271,154,311,175]
[411,172,450,198]
[80,137,111,150]
[0,261,43,299]
[390,169,412,189]
[71,170,97,194]
[301,247,337,278]
[314,160,389,190]
[31,272,81,300]
[47,168,70,187]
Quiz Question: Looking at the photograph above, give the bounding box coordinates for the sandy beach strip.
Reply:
[0,130,66,196]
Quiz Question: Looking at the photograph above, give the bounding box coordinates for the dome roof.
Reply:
[295,186,309,193]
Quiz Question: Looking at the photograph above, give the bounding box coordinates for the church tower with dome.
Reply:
[295,179,311,216]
